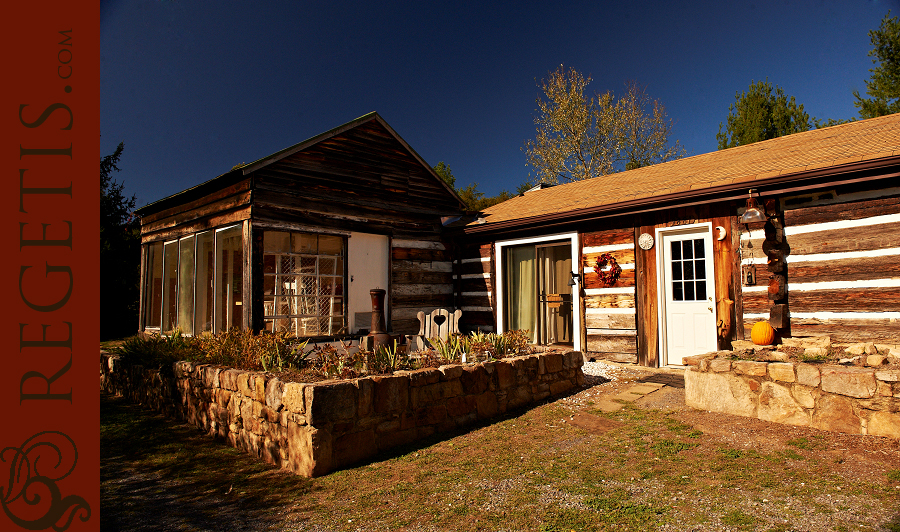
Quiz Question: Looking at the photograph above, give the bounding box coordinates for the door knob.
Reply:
[708,307,713,313]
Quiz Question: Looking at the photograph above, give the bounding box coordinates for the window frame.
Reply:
[141,223,244,335]
[261,229,348,339]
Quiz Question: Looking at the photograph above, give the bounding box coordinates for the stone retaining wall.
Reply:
[684,352,900,439]
[100,351,584,477]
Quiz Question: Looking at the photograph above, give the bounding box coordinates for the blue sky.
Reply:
[101,0,898,208]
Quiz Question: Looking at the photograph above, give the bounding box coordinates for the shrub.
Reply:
[116,330,200,374]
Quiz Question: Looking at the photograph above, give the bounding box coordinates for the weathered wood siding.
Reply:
[390,238,455,335]
[742,193,900,342]
[582,229,638,363]
[140,179,253,244]
[456,243,494,332]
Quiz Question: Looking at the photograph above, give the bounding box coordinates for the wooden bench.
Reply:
[405,308,463,352]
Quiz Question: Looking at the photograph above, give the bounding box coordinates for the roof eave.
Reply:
[462,155,900,237]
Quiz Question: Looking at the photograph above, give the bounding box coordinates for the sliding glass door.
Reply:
[502,241,573,346]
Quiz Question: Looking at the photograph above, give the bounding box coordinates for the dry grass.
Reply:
[102,372,900,532]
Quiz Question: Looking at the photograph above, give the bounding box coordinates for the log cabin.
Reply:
[137,111,900,368]
[455,113,900,366]
[135,112,466,340]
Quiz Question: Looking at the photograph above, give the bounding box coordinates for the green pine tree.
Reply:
[854,11,900,118]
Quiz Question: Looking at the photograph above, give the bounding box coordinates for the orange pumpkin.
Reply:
[750,321,775,346]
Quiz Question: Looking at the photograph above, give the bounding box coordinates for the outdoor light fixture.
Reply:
[739,189,767,224]
[568,271,578,287]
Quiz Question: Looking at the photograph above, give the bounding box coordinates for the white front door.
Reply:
[658,225,717,365]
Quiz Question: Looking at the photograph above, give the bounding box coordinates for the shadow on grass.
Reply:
[101,393,317,532]
[352,383,590,468]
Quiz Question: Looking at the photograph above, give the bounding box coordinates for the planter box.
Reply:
[100,350,585,477]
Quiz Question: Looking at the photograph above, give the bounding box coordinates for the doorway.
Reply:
[536,243,573,345]
[656,224,717,365]
[497,234,579,350]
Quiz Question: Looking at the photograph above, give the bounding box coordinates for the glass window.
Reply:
[215,226,243,332]
[142,225,244,335]
[161,241,178,332]
[670,237,707,302]
[144,242,163,328]
[177,236,195,335]
[263,231,345,336]
[194,231,215,334]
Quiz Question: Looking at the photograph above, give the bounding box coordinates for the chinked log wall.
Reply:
[741,194,900,342]
[582,229,638,363]
[456,243,495,333]
[100,350,584,477]
[391,238,455,334]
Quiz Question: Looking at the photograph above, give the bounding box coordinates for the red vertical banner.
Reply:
[1,2,100,531]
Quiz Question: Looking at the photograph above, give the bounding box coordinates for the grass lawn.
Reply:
[101,377,900,531]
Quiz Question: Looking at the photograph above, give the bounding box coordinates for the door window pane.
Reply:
[670,237,708,302]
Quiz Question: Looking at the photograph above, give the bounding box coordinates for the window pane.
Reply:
[162,241,178,332]
[684,282,695,300]
[682,240,693,259]
[671,261,682,281]
[319,235,343,255]
[263,254,276,274]
[280,255,296,274]
[294,233,316,254]
[262,229,346,336]
[696,281,707,301]
[321,276,342,296]
[194,232,214,334]
[145,242,163,328]
[264,231,289,253]
[263,275,276,295]
[682,261,694,280]
[215,226,243,332]
[177,236,195,335]
[319,257,337,276]
[300,256,316,274]
[670,241,681,260]
[694,259,706,281]
[672,282,683,301]
[694,239,705,259]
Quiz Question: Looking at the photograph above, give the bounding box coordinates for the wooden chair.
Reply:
[405,308,463,352]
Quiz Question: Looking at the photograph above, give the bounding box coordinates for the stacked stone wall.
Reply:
[684,352,900,440]
[100,351,584,477]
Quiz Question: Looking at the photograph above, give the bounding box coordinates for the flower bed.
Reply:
[100,349,584,477]
[684,338,900,440]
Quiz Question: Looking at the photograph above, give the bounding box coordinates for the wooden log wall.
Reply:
[455,243,495,333]
[582,229,638,364]
[390,238,455,335]
[741,193,900,342]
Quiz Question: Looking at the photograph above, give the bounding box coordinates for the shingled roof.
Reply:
[470,113,900,231]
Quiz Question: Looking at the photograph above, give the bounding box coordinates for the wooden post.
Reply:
[764,209,791,336]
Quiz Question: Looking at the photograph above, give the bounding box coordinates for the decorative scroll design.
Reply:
[1,431,91,531]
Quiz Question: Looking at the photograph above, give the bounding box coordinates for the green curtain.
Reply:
[504,245,536,342]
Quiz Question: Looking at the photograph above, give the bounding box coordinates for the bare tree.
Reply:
[616,81,685,170]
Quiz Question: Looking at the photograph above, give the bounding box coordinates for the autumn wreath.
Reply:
[594,253,622,286]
